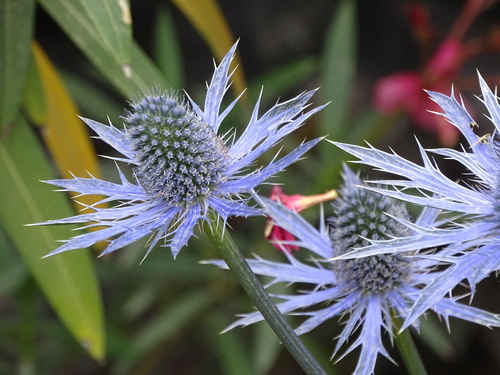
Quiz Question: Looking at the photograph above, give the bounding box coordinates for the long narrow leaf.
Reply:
[153,5,184,89]
[248,56,318,104]
[22,52,47,125]
[310,0,357,191]
[252,321,281,375]
[320,0,356,139]
[0,0,35,129]
[38,0,167,98]
[210,316,254,375]
[0,116,105,361]
[79,0,132,76]
[111,291,214,375]
[0,226,27,296]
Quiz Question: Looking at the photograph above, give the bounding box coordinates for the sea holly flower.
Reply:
[334,72,500,329]
[33,42,325,259]
[208,166,500,375]
[264,186,337,252]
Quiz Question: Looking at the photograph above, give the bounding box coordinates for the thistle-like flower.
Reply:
[208,166,500,375]
[334,73,500,328]
[34,43,325,258]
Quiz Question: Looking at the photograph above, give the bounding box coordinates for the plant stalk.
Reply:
[204,215,327,375]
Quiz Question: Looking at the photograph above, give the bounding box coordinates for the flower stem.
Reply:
[392,314,427,375]
[204,215,327,375]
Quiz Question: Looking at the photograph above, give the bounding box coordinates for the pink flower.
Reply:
[264,186,337,252]
[373,0,494,146]
[373,39,463,147]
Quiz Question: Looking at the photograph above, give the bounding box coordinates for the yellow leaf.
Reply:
[0,116,105,361]
[32,42,107,250]
[31,42,103,194]
[171,0,246,96]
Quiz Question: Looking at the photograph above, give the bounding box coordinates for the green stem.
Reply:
[392,314,427,375]
[204,215,327,375]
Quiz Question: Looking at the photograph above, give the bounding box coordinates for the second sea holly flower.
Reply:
[334,73,500,328]
[209,166,500,374]
[33,42,326,259]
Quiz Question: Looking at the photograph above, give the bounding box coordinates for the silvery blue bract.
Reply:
[334,73,500,330]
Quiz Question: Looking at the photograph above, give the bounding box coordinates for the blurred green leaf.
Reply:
[22,53,47,125]
[320,0,356,139]
[210,316,254,375]
[248,56,318,104]
[345,110,395,143]
[301,334,340,375]
[0,0,35,129]
[310,0,357,191]
[153,5,184,90]
[0,226,27,296]
[253,322,281,375]
[58,68,123,122]
[78,0,132,76]
[38,0,167,98]
[0,116,105,360]
[171,0,246,96]
[419,317,455,361]
[111,290,214,375]
[17,278,38,374]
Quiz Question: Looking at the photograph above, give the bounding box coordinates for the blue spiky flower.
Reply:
[208,166,500,375]
[334,73,500,329]
[34,43,325,259]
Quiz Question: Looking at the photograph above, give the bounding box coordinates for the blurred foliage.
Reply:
[1,0,499,374]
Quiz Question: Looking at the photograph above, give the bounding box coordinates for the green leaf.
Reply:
[38,0,167,98]
[0,116,105,361]
[248,56,318,104]
[0,226,27,296]
[320,0,357,140]
[111,291,214,375]
[58,67,123,122]
[0,0,35,129]
[153,5,184,90]
[419,317,455,360]
[310,0,357,191]
[252,323,281,375]
[210,316,254,375]
[78,0,132,76]
[17,278,38,366]
[22,52,47,125]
